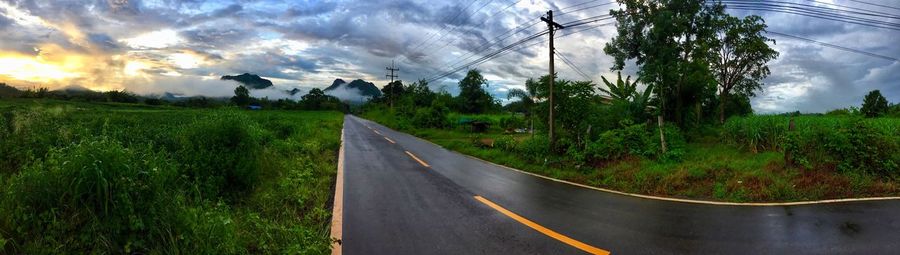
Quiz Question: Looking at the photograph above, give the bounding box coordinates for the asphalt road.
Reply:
[339,115,900,255]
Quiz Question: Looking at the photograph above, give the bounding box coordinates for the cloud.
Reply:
[325,85,371,103]
[0,0,894,114]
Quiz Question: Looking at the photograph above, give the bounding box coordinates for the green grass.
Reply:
[0,99,342,254]
[362,111,900,202]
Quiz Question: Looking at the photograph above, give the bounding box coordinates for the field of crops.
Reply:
[0,99,343,253]
[724,115,900,175]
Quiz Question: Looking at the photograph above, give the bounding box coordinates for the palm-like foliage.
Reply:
[599,72,656,122]
[599,72,639,102]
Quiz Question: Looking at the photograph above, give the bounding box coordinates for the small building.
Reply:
[247,104,262,110]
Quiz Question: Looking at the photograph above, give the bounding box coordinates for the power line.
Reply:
[717,1,900,30]
[558,0,604,12]
[557,1,617,17]
[428,0,521,59]
[556,51,594,81]
[421,0,495,53]
[846,0,900,12]
[767,30,899,62]
[410,0,480,54]
[722,1,900,21]
[425,29,550,83]
[435,21,615,84]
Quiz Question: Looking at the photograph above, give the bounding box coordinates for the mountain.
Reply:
[287,88,302,96]
[324,79,346,91]
[221,73,273,89]
[0,83,22,98]
[323,78,381,98]
[54,85,92,93]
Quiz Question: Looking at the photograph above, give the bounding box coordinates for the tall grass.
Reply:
[0,101,342,254]
[724,115,900,175]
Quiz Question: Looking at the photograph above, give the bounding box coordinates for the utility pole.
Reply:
[541,10,564,150]
[386,60,399,110]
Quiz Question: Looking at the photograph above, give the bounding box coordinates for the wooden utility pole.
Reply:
[541,10,565,149]
[385,60,399,110]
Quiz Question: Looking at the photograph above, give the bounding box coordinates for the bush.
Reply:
[583,121,685,163]
[499,116,525,130]
[493,135,518,151]
[176,112,264,197]
[412,104,450,129]
[1,138,179,253]
[517,135,550,158]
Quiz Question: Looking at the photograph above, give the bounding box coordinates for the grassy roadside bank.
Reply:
[361,110,900,203]
[0,99,341,253]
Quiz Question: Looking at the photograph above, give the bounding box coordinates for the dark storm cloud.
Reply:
[224,51,318,79]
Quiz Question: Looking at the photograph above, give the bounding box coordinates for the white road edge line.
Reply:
[330,125,345,255]
[355,116,900,206]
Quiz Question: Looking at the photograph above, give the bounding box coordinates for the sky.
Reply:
[0,0,897,112]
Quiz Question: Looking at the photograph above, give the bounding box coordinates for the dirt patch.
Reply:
[792,165,853,199]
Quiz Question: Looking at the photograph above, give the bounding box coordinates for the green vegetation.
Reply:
[0,99,342,253]
[355,0,900,201]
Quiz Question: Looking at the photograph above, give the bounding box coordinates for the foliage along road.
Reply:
[336,115,900,254]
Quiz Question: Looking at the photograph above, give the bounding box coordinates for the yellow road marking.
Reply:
[474,196,610,255]
[404,151,430,167]
[384,137,396,144]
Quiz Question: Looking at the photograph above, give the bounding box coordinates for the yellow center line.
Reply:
[384,137,396,144]
[474,196,610,255]
[404,151,430,167]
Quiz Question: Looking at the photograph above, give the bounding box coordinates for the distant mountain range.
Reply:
[324,78,381,97]
[221,73,273,89]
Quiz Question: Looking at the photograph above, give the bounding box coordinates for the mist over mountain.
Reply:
[221,73,274,89]
[324,78,381,104]
[324,79,381,97]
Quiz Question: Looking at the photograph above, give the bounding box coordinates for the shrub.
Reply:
[1,138,179,253]
[176,112,264,197]
[412,104,450,129]
[584,121,685,163]
[493,135,518,151]
[517,135,550,158]
[499,116,525,130]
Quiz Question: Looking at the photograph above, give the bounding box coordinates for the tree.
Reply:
[507,78,541,135]
[861,90,889,118]
[711,15,778,124]
[604,0,727,126]
[408,79,435,107]
[231,85,251,107]
[600,72,656,124]
[456,69,496,114]
[381,80,405,108]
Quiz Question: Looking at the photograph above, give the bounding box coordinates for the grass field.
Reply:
[363,110,900,202]
[0,99,342,254]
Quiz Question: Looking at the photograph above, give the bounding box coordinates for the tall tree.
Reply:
[408,79,435,107]
[456,69,495,114]
[604,0,726,126]
[712,15,779,124]
[231,85,251,107]
[861,90,889,118]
